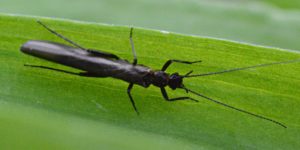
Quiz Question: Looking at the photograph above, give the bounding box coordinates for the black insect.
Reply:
[21,21,299,128]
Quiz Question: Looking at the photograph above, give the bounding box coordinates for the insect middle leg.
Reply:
[161,59,202,71]
[160,87,198,102]
[127,83,139,115]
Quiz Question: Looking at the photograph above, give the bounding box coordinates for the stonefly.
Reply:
[21,21,299,128]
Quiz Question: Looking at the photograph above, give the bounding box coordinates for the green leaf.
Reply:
[0,13,300,149]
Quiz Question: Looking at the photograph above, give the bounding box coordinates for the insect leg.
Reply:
[24,64,98,77]
[129,27,137,65]
[127,83,139,115]
[38,21,120,60]
[161,59,202,71]
[160,87,198,102]
[37,21,86,50]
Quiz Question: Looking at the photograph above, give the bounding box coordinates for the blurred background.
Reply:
[1,1,300,149]
[1,0,300,51]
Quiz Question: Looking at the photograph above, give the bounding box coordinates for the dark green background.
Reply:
[1,0,300,50]
[1,1,300,149]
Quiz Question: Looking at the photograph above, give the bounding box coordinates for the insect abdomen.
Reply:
[21,40,152,87]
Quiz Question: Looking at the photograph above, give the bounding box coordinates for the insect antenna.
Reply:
[181,87,287,128]
[185,59,300,78]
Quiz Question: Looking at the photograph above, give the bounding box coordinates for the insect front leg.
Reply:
[161,59,202,71]
[160,87,198,102]
[127,83,139,115]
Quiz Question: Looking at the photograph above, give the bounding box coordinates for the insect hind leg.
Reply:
[24,64,100,77]
[37,20,86,50]
[129,27,138,65]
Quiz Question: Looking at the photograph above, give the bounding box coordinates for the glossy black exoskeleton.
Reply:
[21,21,300,128]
